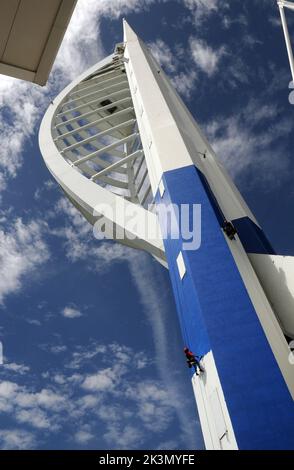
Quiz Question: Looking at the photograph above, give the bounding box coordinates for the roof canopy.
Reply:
[0,0,77,86]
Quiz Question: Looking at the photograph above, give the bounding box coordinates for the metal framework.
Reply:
[278,0,294,82]
[40,46,165,262]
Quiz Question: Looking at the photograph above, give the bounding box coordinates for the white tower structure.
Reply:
[39,21,294,450]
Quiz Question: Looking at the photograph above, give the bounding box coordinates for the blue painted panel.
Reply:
[196,169,275,255]
[232,216,275,255]
[155,164,294,450]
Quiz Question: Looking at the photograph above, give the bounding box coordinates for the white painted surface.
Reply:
[158,179,165,198]
[191,352,238,450]
[176,251,186,280]
[210,389,227,441]
[249,253,294,338]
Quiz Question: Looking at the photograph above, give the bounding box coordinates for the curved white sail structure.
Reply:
[39,46,165,263]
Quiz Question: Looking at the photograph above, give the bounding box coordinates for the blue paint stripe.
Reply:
[196,169,225,226]
[232,216,275,255]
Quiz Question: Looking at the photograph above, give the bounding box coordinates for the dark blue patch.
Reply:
[196,168,275,255]
[156,164,294,450]
[196,169,225,226]
[232,216,276,255]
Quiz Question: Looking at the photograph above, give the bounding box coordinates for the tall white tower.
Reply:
[39,21,294,450]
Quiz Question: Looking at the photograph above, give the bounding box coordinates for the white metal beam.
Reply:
[71,133,139,166]
[279,1,294,12]
[56,87,131,118]
[61,79,129,109]
[278,1,294,81]
[55,97,132,129]
[90,149,143,181]
[55,107,134,141]
[70,73,128,98]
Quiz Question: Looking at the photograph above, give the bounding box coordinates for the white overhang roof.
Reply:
[0,0,77,86]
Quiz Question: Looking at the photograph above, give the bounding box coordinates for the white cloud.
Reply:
[0,378,67,445]
[16,408,52,430]
[50,345,68,354]
[156,439,179,450]
[149,39,178,73]
[0,430,35,450]
[48,195,199,449]
[0,380,18,398]
[205,98,293,187]
[0,78,47,180]
[51,0,104,82]
[66,344,107,370]
[74,342,183,444]
[39,342,68,354]
[26,319,42,327]
[53,374,67,385]
[35,389,66,411]
[3,363,30,375]
[103,424,143,449]
[50,197,93,263]
[62,305,83,319]
[82,367,119,392]
[74,430,94,444]
[149,39,198,98]
[50,195,133,269]
[148,38,198,97]
[171,70,198,98]
[221,12,248,30]
[77,394,101,411]
[189,37,226,76]
[126,381,172,432]
[183,0,226,23]
[127,255,199,449]
[34,180,56,201]
[0,378,70,444]
[269,16,282,28]
[0,340,200,449]
[93,0,157,18]
[0,218,49,303]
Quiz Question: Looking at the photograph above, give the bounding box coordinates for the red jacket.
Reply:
[185,350,195,360]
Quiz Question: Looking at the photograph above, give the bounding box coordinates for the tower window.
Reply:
[100,99,118,114]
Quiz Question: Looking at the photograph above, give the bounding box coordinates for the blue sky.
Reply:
[0,0,293,450]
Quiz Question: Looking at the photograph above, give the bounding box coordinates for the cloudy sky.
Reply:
[0,0,294,450]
